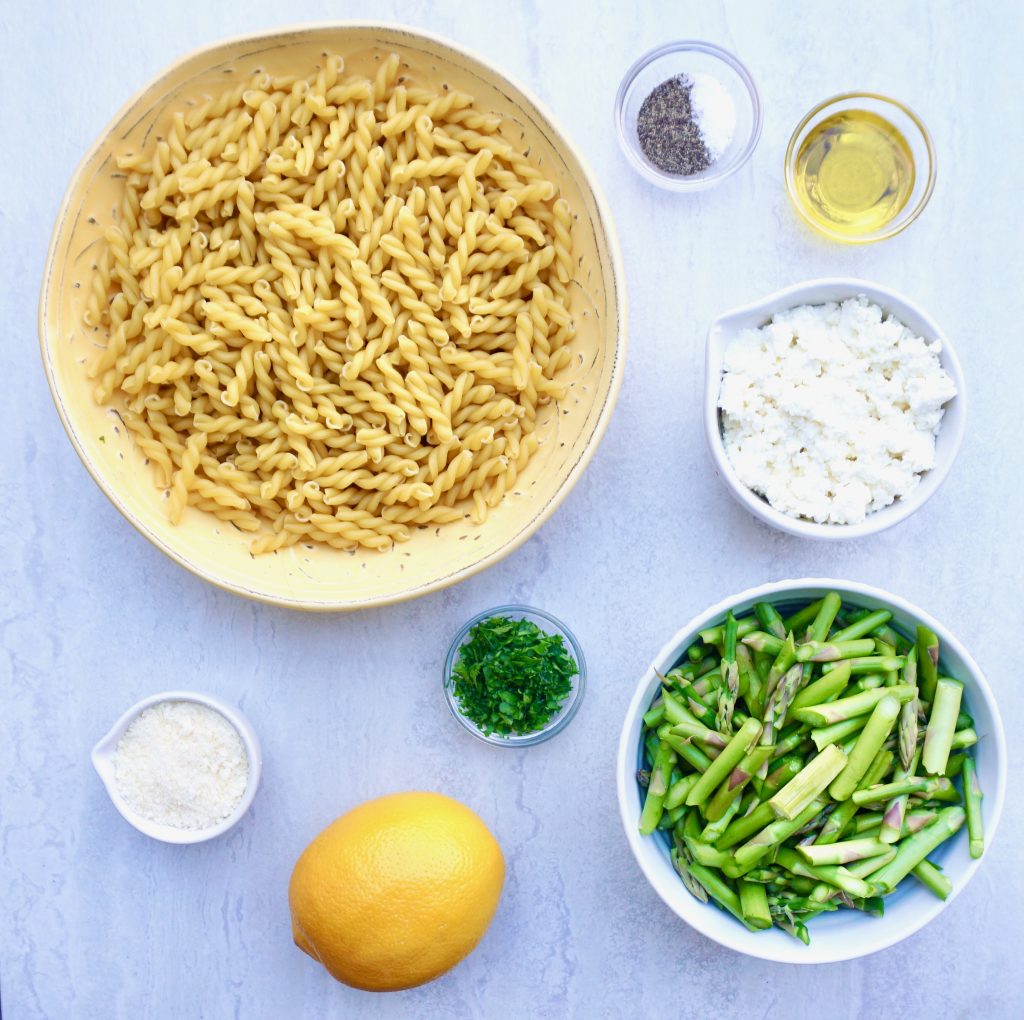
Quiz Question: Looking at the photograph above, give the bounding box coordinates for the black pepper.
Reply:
[636,74,712,176]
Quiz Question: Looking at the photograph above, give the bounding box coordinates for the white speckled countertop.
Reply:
[3,1,1022,1017]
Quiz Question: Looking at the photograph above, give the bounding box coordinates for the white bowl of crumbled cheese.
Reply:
[704,279,966,539]
[92,692,261,844]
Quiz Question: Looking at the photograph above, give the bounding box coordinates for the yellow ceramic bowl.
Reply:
[39,23,626,611]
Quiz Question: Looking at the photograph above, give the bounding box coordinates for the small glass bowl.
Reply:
[443,605,586,747]
[615,41,763,191]
[784,92,936,243]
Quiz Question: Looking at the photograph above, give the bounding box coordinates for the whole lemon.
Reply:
[288,791,505,992]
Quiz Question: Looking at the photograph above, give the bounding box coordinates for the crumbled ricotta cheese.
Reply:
[114,700,249,830]
[718,296,957,525]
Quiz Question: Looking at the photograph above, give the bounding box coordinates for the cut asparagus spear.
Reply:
[793,685,917,727]
[685,716,762,808]
[643,702,666,728]
[734,798,828,871]
[671,848,710,903]
[762,663,803,743]
[781,876,820,896]
[718,611,740,734]
[944,753,966,778]
[871,806,966,892]
[738,879,773,930]
[851,776,957,806]
[961,756,984,859]
[774,848,880,900]
[880,749,920,844]
[682,812,734,867]
[814,749,893,845]
[774,916,811,944]
[687,861,758,931]
[790,660,852,713]
[754,602,787,640]
[852,896,885,916]
[717,801,775,850]
[700,617,760,646]
[878,627,912,652]
[821,655,905,675]
[737,644,763,720]
[771,724,812,760]
[660,803,688,829]
[811,715,870,751]
[922,678,963,776]
[831,609,893,643]
[912,859,952,900]
[847,847,898,878]
[639,740,675,835]
[757,756,803,800]
[813,846,899,903]
[741,631,785,656]
[660,732,714,773]
[769,745,848,820]
[672,682,718,729]
[951,727,978,750]
[705,744,774,821]
[829,695,901,801]
[855,808,938,836]
[660,689,699,727]
[766,634,798,697]
[783,599,825,635]
[847,674,886,694]
[798,838,890,867]
[668,719,728,750]
[899,648,919,771]
[664,773,700,812]
[810,592,843,638]
[700,795,742,843]
[795,638,876,662]
[916,626,940,704]
[898,697,919,773]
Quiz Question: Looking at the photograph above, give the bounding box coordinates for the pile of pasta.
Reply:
[85,53,575,553]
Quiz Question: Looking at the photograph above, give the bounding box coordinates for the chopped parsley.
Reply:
[451,615,578,736]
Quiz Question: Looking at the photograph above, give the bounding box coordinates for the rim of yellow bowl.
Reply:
[783,91,937,244]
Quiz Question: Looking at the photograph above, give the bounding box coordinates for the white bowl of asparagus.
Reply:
[617,579,1006,963]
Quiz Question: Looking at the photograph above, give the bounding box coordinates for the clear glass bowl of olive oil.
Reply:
[785,93,935,243]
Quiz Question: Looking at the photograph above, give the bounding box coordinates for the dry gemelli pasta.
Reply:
[84,53,575,553]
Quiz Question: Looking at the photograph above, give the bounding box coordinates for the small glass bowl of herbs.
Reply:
[443,606,586,746]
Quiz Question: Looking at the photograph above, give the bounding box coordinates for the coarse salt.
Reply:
[113,700,249,830]
[689,72,736,160]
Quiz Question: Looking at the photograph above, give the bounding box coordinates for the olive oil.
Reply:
[792,110,915,238]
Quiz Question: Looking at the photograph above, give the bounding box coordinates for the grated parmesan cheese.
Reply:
[114,700,249,830]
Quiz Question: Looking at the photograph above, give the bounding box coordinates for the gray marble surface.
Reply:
[3,1,1022,1017]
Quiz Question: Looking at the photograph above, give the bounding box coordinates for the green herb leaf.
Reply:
[451,615,578,736]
